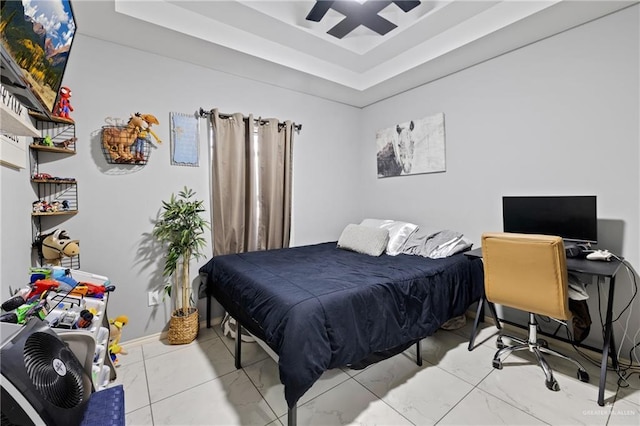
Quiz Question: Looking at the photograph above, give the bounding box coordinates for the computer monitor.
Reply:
[502,196,598,244]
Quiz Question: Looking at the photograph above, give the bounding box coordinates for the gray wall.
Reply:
[0,35,362,341]
[1,5,638,358]
[360,6,639,355]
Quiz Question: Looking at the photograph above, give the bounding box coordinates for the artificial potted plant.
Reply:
[153,187,209,344]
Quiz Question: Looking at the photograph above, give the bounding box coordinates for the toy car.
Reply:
[33,173,53,180]
[56,311,79,329]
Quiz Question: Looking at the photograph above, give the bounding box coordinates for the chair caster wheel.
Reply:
[539,339,549,349]
[496,337,505,350]
[546,379,560,391]
[577,369,590,383]
[492,359,502,370]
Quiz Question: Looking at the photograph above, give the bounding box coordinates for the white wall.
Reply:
[0,35,362,341]
[360,6,639,356]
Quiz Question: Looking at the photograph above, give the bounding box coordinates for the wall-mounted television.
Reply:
[0,0,76,116]
[502,195,598,244]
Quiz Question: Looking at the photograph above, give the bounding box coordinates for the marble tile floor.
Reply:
[111,319,639,426]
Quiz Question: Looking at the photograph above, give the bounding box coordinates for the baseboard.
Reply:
[121,316,223,348]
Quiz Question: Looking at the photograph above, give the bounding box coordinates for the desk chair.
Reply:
[482,232,590,391]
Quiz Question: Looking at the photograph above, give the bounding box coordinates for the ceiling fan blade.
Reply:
[328,13,396,39]
[327,18,357,39]
[306,1,335,22]
[393,1,421,13]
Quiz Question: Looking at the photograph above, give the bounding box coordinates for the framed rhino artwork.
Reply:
[376,113,446,178]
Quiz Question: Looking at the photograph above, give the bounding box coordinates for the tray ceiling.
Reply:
[73,0,637,107]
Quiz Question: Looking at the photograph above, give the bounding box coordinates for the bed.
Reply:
[199,238,484,422]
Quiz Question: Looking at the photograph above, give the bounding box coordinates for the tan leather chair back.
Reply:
[481,232,571,320]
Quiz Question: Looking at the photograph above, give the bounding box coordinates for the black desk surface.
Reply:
[464,247,623,278]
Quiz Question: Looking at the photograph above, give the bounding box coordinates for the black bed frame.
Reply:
[206,293,423,426]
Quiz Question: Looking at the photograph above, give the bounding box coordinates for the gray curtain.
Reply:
[210,110,294,256]
[256,118,293,251]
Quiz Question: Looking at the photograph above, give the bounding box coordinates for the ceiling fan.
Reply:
[305,0,421,39]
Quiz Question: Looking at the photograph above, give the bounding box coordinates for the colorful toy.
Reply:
[30,267,52,282]
[0,298,50,324]
[27,279,60,299]
[108,315,129,364]
[53,272,78,292]
[76,281,115,298]
[40,201,53,212]
[102,113,163,163]
[37,229,80,266]
[131,113,162,163]
[102,114,147,163]
[55,86,74,121]
[76,310,94,328]
[1,288,30,312]
[33,173,53,180]
[32,200,55,213]
[53,137,77,149]
[33,136,54,146]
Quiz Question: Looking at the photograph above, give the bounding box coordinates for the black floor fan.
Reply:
[1,318,93,426]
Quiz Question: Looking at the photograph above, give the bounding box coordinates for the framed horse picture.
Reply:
[376,113,446,178]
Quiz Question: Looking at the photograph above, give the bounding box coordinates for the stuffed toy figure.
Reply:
[55,86,74,121]
[108,315,129,365]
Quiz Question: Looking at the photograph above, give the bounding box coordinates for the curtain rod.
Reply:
[198,108,302,133]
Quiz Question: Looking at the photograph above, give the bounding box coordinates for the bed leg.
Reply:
[415,340,422,366]
[235,322,242,369]
[287,404,297,426]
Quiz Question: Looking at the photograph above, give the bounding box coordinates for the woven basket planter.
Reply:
[167,307,199,344]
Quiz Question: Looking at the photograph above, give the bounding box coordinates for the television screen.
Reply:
[0,0,76,115]
[502,196,598,244]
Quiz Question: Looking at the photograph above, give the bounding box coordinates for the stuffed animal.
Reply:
[102,114,147,163]
[131,113,162,163]
[108,315,129,365]
[55,86,74,120]
[38,229,80,266]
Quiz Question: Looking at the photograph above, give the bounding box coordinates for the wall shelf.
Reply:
[31,178,77,184]
[29,144,76,155]
[32,211,79,217]
[28,111,75,125]
[29,114,80,268]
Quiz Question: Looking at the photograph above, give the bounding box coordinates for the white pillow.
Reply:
[360,219,419,256]
[337,224,390,257]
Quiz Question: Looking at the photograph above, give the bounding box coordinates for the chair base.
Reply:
[492,313,590,390]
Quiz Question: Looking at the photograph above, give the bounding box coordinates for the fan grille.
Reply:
[23,332,87,408]
[1,411,19,426]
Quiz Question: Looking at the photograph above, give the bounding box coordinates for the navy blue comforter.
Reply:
[199,242,484,408]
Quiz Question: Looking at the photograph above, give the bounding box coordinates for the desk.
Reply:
[465,247,623,407]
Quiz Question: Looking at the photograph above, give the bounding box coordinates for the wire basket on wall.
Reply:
[101,125,151,165]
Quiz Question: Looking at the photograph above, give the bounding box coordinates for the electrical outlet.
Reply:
[147,290,161,306]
